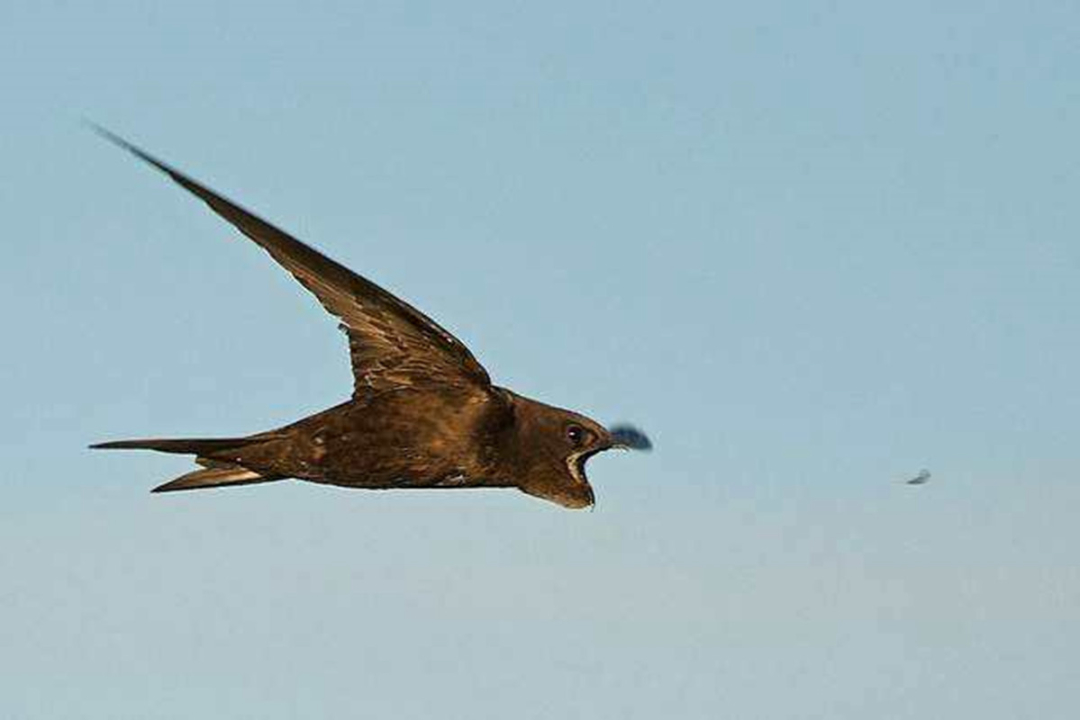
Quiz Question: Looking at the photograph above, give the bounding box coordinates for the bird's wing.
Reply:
[94,127,491,396]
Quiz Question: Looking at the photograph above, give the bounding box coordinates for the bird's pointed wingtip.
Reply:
[83,120,174,173]
[82,118,129,148]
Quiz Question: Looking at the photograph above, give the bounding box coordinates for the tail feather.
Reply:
[91,432,290,493]
[151,466,280,493]
[90,434,285,455]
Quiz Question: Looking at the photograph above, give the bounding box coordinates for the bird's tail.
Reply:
[150,465,280,493]
[90,434,289,493]
[89,435,280,454]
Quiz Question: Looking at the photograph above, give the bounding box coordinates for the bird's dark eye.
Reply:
[566,424,585,447]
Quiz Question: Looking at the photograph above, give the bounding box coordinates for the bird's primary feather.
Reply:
[89,123,490,396]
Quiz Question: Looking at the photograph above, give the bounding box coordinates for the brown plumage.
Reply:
[89,127,651,509]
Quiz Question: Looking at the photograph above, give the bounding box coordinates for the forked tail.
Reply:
[90,434,287,493]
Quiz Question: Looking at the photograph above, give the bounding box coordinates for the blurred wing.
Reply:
[95,127,491,395]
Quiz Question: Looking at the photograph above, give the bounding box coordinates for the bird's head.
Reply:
[500,391,651,509]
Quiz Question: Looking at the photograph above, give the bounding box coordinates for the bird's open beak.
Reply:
[608,424,653,451]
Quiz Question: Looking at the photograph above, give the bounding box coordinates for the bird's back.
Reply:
[213,385,508,489]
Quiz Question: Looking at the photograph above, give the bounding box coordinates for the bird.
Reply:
[88,126,652,509]
[904,469,931,486]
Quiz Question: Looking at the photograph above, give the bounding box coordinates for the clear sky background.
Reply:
[2,2,1078,718]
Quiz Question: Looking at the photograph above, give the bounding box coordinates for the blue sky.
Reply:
[2,2,1078,718]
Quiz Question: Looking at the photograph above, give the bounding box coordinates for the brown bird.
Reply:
[89,127,651,509]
